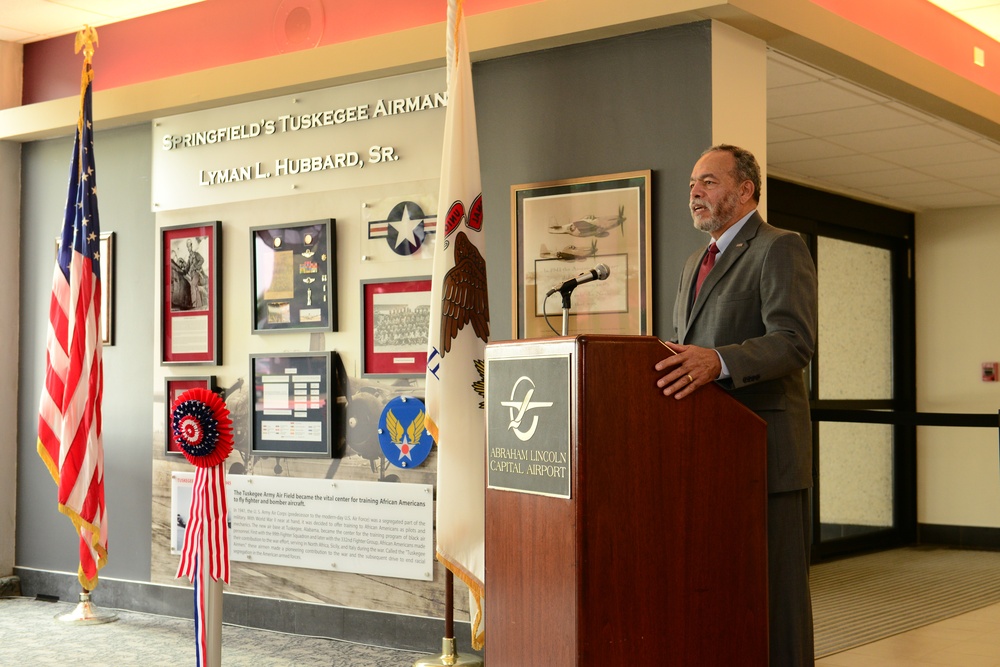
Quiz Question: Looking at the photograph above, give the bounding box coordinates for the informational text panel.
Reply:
[171,473,434,580]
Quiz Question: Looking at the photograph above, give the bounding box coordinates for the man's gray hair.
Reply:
[702,144,761,203]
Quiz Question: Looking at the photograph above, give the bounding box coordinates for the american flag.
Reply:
[425,0,490,650]
[36,28,108,592]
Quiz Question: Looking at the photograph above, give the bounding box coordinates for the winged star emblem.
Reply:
[386,408,426,462]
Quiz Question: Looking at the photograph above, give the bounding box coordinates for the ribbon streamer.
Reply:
[171,387,233,666]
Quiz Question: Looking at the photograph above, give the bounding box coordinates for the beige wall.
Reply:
[916,207,1000,528]
[0,39,21,577]
[0,139,19,577]
[0,40,21,112]
[711,21,768,216]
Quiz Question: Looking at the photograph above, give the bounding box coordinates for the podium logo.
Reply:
[500,376,554,442]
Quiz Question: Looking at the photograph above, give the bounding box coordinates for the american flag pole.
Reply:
[37,25,116,625]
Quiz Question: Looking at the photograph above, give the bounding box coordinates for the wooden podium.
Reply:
[484,335,768,666]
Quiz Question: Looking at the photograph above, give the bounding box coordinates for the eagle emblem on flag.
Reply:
[439,230,489,357]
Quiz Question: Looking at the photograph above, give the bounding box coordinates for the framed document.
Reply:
[511,171,652,339]
[164,376,215,456]
[250,219,337,334]
[161,221,221,365]
[98,231,114,345]
[250,352,335,457]
[360,276,432,377]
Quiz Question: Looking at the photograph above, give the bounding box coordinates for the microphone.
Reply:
[546,263,611,296]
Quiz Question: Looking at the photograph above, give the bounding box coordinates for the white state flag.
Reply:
[425,0,489,651]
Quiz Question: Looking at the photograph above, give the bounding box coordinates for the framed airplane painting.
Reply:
[511,171,651,340]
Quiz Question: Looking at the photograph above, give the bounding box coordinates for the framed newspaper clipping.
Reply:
[250,351,335,457]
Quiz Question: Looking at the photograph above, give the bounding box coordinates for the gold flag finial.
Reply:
[75,26,98,62]
[73,26,98,135]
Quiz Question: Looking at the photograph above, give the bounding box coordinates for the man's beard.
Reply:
[691,189,741,233]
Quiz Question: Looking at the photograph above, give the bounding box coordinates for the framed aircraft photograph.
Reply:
[511,171,652,339]
[56,231,115,345]
[98,231,115,346]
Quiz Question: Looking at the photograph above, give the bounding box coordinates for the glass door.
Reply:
[815,238,894,542]
[768,178,916,560]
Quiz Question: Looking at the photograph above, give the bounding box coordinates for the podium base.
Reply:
[413,638,483,667]
[55,591,119,625]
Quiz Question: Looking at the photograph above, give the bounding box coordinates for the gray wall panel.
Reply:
[18,123,154,582]
[476,22,714,340]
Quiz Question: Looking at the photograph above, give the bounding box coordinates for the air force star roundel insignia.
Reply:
[367,200,437,256]
[377,396,435,469]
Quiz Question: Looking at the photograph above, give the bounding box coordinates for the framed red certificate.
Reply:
[161,221,221,365]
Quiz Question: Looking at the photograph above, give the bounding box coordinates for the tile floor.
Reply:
[816,600,1000,666]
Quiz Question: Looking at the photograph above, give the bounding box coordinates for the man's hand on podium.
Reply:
[654,341,722,399]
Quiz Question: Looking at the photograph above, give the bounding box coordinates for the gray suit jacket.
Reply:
[673,212,817,493]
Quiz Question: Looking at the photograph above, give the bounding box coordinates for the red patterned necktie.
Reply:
[694,242,719,297]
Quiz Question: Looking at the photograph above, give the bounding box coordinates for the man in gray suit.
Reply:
[654,144,817,666]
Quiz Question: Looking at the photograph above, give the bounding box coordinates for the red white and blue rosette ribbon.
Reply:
[171,387,233,667]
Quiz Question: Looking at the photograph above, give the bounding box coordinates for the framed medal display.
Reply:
[250,219,337,334]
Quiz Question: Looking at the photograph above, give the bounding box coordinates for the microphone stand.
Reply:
[545,264,609,336]
[559,286,575,336]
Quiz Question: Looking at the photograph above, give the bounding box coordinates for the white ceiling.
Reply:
[765,1,1000,211]
[767,50,1000,211]
[929,0,1000,35]
[0,0,204,43]
[5,0,1000,212]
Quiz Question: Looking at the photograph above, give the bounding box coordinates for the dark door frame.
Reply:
[767,178,917,561]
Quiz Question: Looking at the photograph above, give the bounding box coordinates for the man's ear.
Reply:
[739,179,755,203]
